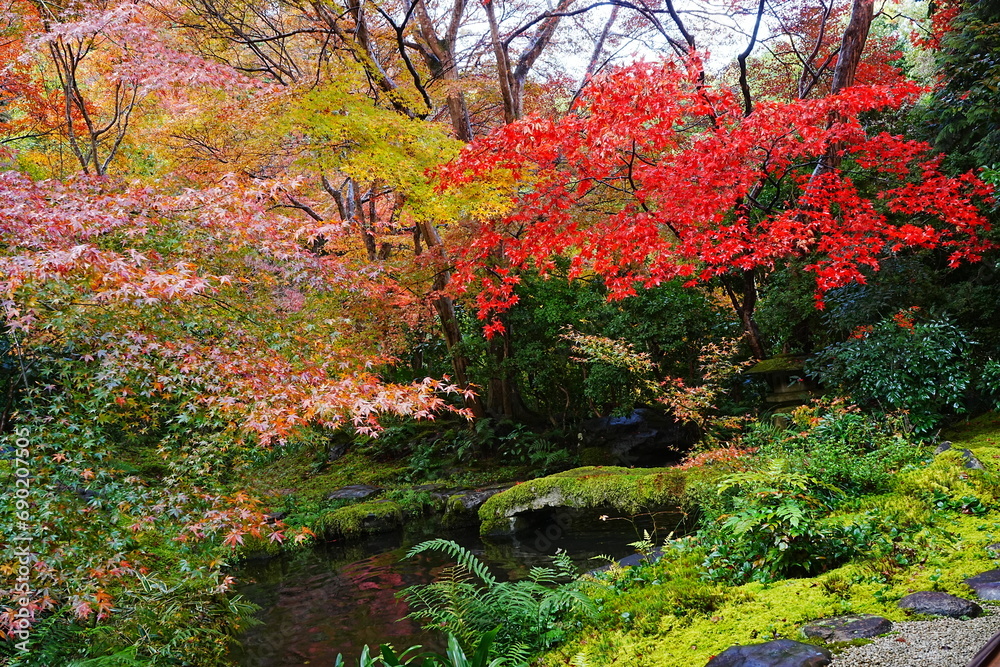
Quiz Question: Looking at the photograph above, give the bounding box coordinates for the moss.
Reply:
[944,413,1000,449]
[548,512,1000,666]
[896,448,998,504]
[318,500,402,537]
[234,439,530,534]
[478,466,699,534]
[580,446,615,467]
[746,354,806,374]
[239,534,286,558]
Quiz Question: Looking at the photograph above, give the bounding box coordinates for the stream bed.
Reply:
[231,510,685,666]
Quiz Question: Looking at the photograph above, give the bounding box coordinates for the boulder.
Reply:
[448,485,513,511]
[326,442,349,462]
[966,569,1000,601]
[961,449,986,470]
[476,466,687,535]
[934,441,953,454]
[440,484,515,526]
[706,639,832,667]
[898,591,982,618]
[800,615,892,643]
[581,408,698,467]
[326,484,382,501]
[933,442,985,469]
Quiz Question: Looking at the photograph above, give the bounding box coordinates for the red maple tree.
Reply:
[441,59,994,356]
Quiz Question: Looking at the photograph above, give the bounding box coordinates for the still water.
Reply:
[231,510,683,666]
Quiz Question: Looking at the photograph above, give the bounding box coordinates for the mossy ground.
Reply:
[318,500,404,536]
[233,440,529,540]
[540,413,1000,667]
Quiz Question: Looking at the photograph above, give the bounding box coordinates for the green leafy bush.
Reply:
[807,311,996,432]
[697,462,871,583]
[694,404,928,584]
[400,539,596,663]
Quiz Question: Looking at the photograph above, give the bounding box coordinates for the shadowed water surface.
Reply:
[232,510,685,666]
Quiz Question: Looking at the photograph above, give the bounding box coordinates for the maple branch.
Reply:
[797,0,835,98]
[578,4,618,89]
[373,1,433,113]
[502,1,687,56]
[220,27,327,45]
[661,0,695,52]
[798,49,840,100]
[511,0,575,85]
[284,194,325,222]
[100,82,139,175]
[194,293,264,327]
[179,0,303,84]
[736,0,766,117]
[812,0,875,179]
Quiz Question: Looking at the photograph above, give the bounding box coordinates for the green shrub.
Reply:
[693,405,929,583]
[806,311,995,433]
[748,402,927,494]
[696,462,881,583]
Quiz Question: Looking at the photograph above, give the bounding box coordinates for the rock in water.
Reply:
[706,639,832,666]
[326,484,382,500]
[898,591,982,618]
[800,615,892,642]
[966,570,1000,601]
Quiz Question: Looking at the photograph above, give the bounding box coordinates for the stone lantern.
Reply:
[746,354,817,408]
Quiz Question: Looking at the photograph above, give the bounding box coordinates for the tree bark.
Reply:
[484,314,530,420]
[812,0,875,176]
[411,0,474,139]
[723,270,767,359]
[417,218,487,418]
[486,0,575,123]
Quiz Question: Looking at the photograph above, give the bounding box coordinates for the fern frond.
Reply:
[405,539,497,586]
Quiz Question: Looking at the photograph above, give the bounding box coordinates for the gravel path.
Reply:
[832,605,1000,667]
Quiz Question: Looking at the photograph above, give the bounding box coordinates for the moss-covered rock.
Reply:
[318,500,402,537]
[478,466,695,534]
[746,354,807,374]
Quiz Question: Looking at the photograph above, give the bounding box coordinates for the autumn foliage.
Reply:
[1,0,998,660]
[443,60,993,339]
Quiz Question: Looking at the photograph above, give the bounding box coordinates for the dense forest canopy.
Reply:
[1,0,999,662]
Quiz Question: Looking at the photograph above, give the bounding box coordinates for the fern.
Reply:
[66,648,151,667]
[401,539,597,664]
[405,539,497,586]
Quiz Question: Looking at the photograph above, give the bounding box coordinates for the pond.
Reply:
[230,509,687,666]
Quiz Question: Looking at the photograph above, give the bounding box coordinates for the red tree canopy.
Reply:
[441,60,994,336]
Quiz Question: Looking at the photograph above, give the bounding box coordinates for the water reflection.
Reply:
[232,511,686,666]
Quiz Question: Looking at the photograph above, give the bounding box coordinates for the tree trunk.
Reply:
[483,0,517,124]
[484,315,530,420]
[417,218,487,418]
[723,270,767,359]
[813,0,875,176]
